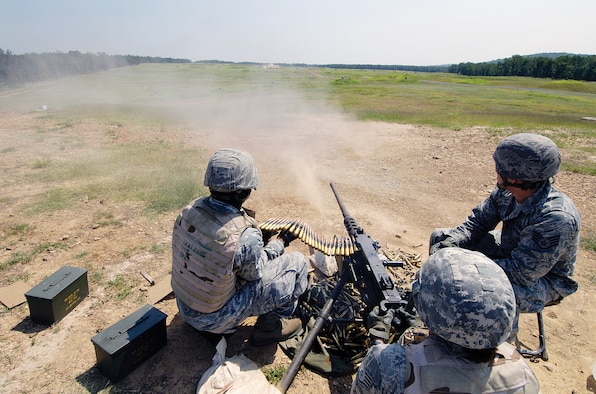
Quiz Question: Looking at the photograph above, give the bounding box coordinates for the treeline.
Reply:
[449,54,596,81]
[317,63,450,73]
[0,49,191,90]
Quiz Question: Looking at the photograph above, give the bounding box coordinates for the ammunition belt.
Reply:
[259,217,356,256]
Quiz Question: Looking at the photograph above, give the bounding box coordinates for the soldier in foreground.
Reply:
[351,247,540,393]
[171,148,309,346]
[429,133,580,338]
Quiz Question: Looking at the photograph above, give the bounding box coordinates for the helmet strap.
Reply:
[210,189,251,209]
[497,174,544,191]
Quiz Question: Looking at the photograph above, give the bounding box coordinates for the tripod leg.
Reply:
[277,271,349,393]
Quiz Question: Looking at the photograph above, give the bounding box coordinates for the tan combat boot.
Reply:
[250,313,303,347]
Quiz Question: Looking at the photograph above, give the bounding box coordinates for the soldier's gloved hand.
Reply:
[367,306,395,342]
[278,230,298,247]
[260,229,277,244]
[429,236,458,255]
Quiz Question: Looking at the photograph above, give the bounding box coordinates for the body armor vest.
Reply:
[404,337,539,394]
[171,197,256,313]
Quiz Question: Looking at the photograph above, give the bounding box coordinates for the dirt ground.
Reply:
[1,107,595,394]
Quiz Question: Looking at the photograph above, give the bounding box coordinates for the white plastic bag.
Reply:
[309,251,339,277]
[196,337,281,394]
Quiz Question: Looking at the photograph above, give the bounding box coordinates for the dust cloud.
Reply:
[0,65,406,235]
[152,77,383,219]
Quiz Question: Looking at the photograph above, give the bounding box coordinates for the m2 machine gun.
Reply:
[278,183,413,393]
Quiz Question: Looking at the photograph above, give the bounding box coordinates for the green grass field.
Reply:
[4,63,595,126]
[1,63,595,264]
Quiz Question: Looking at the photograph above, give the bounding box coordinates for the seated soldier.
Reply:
[171,148,309,346]
[430,133,580,338]
[352,247,540,393]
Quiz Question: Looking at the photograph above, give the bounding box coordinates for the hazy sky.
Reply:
[2,0,594,66]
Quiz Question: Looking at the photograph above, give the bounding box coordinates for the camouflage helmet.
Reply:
[413,247,515,349]
[493,133,561,182]
[204,148,259,192]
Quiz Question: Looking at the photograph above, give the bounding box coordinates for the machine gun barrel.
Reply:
[329,182,360,236]
[330,182,405,313]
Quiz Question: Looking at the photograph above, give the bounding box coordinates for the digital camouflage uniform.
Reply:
[430,134,580,328]
[172,148,309,335]
[174,197,309,334]
[430,182,580,313]
[352,248,539,394]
